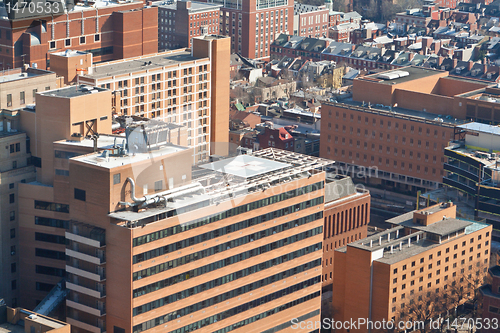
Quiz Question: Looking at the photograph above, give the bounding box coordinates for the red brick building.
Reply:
[207,0,293,60]
[293,4,329,38]
[154,0,221,50]
[258,126,294,151]
[480,266,500,332]
[0,0,157,70]
[320,66,493,193]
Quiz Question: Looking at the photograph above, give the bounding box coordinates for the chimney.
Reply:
[468,61,473,71]
[484,62,488,75]
[351,44,356,51]
[453,58,458,69]
[438,56,444,66]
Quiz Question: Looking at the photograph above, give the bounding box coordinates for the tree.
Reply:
[331,0,348,12]
[393,259,488,333]
[448,263,488,318]
[354,0,379,21]
[394,288,452,333]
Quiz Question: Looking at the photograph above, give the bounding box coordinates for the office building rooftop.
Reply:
[152,0,221,12]
[81,51,202,79]
[107,148,332,224]
[41,85,107,98]
[329,99,464,125]
[340,203,489,264]
[0,68,54,84]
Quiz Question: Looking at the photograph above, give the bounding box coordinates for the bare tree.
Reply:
[394,288,452,333]
[448,262,488,317]
[331,0,348,12]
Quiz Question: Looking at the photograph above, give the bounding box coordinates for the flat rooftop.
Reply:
[389,213,473,236]
[343,217,489,264]
[0,71,45,83]
[51,49,89,57]
[458,122,500,136]
[82,51,204,79]
[0,129,25,139]
[152,0,221,11]
[490,265,500,277]
[361,66,444,85]
[72,143,188,169]
[109,148,332,223]
[54,134,124,149]
[41,85,107,98]
[68,0,144,12]
[335,99,464,125]
[199,155,291,179]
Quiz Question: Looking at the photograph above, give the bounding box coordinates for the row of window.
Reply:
[35,265,65,277]
[134,277,320,333]
[35,248,65,260]
[48,34,100,49]
[262,310,320,333]
[133,259,321,317]
[133,205,322,264]
[391,266,488,313]
[133,242,322,298]
[133,225,323,281]
[35,232,65,244]
[54,150,80,159]
[34,200,69,213]
[393,254,488,286]
[328,112,453,136]
[324,203,369,238]
[35,216,69,229]
[168,291,320,333]
[132,181,324,246]
[392,233,490,274]
[392,259,489,296]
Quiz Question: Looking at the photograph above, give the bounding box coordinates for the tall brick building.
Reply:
[0,0,157,70]
[293,4,329,38]
[17,85,329,333]
[153,0,221,50]
[207,0,293,60]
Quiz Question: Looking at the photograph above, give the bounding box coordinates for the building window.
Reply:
[9,211,15,221]
[65,38,71,46]
[49,41,56,49]
[11,263,16,273]
[35,248,65,260]
[36,282,55,292]
[11,280,16,290]
[34,200,69,213]
[95,34,100,42]
[80,36,86,44]
[113,173,121,185]
[10,228,15,238]
[9,194,14,204]
[74,188,86,201]
[7,93,12,107]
